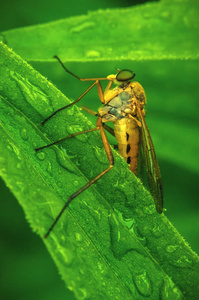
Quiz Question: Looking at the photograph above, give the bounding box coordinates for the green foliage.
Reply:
[0,0,198,62]
[0,40,198,299]
[0,0,199,299]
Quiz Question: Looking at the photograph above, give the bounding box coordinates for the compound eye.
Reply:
[116,69,135,82]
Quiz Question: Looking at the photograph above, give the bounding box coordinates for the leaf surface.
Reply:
[0,42,199,299]
[0,0,198,62]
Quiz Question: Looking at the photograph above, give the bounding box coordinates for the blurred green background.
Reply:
[0,0,198,300]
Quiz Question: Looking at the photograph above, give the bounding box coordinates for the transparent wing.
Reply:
[137,106,163,214]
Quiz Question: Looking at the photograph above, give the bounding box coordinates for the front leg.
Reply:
[103,74,119,104]
[97,77,117,104]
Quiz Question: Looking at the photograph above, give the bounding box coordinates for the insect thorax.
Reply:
[98,84,143,123]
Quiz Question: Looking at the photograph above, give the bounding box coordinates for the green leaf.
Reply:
[0,42,199,299]
[0,0,198,62]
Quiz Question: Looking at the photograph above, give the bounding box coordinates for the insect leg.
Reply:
[42,81,99,126]
[104,124,115,137]
[44,116,114,238]
[35,127,99,152]
[81,105,98,116]
[81,105,115,137]
[54,56,108,81]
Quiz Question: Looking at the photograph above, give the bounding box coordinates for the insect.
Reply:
[36,56,163,238]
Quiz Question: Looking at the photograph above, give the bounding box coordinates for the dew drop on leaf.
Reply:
[73,180,79,187]
[66,125,76,135]
[16,163,22,169]
[9,71,52,113]
[59,247,74,266]
[57,181,62,188]
[66,105,75,116]
[67,124,87,142]
[56,151,78,174]
[67,280,75,292]
[74,287,87,299]
[166,245,178,253]
[97,262,104,273]
[15,180,25,192]
[36,151,46,161]
[151,223,162,238]
[93,146,107,165]
[143,204,156,214]
[161,11,171,20]
[46,161,52,175]
[170,255,193,268]
[160,277,183,300]
[20,128,28,141]
[70,21,95,33]
[85,50,101,58]
[134,272,153,297]
[7,142,22,160]
[75,232,83,242]
[130,222,146,246]
[114,208,146,245]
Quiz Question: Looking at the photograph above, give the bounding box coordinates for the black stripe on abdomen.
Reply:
[127,157,131,164]
[126,144,131,154]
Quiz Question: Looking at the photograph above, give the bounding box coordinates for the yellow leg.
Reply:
[35,127,99,152]
[42,81,99,126]
[81,105,115,137]
[44,117,114,238]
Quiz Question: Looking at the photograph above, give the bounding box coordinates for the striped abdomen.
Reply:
[114,118,140,175]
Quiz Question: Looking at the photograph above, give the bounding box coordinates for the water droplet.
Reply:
[57,246,73,266]
[9,71,52,113]
[166,245,178,253]
[116,210,135,229]
[75,232,83,242]
[93,146,107,165]
[75,287,87,299]
[134,272,153,297]
[32,142,38,148]
[78,267,85,275]
[171,255,193,268]
[67,125,87,142]
[66,105,75,116]
[16,181,25,192]
[73,180,79,187]
[143,204,156,214]
[47,161,52,174]
[85,50,101,58]
[161,277,183,300]
[97,262,104,272]
[51,234,74,265]
[7,142,21,159]
[109,212,142,259]
[68,125,80,133]
[161,11,171,20]
[67,280,75,291]
[151,223,162,237]
[56,151,77,174]
[57,181,62,188]
[114,208,146,245]
[36,151,46,161]
[70,21,95,33]
[20,128,28,141]
[16,162,22,169]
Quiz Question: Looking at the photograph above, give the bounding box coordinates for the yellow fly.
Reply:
[36,56,163,238]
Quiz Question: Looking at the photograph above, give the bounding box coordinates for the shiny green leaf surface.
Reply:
[1,0,198,62]
[0,40,198,299]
